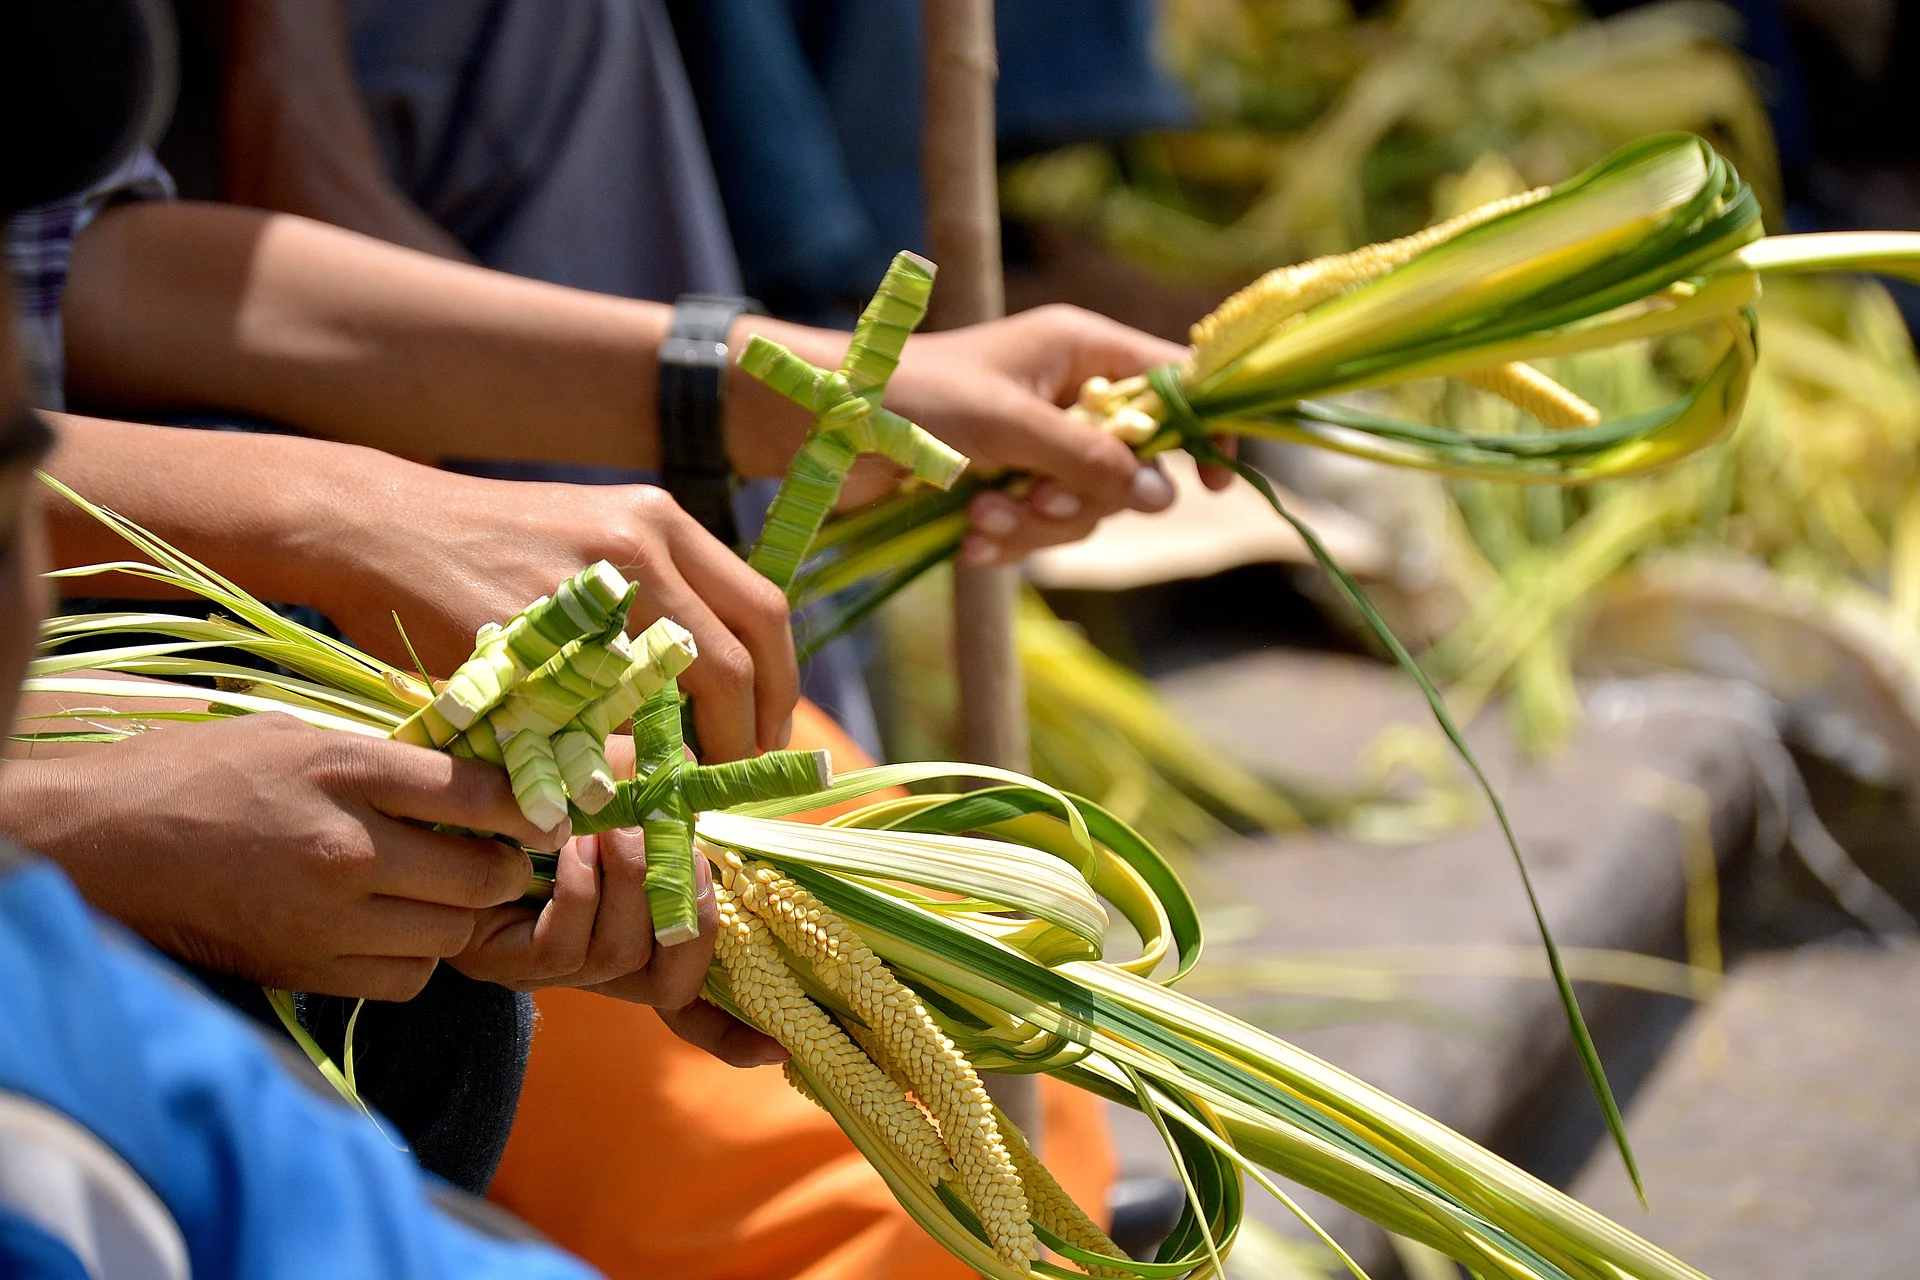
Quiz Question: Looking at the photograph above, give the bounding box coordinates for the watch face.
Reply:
[660,337,731,370]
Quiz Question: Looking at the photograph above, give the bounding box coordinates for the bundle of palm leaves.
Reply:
[1396,272,1920,758]
[870,566,1470,859]
[1003,0,1781,283]
[22,483,1716,1280]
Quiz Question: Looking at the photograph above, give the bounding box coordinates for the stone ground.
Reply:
[1103,650,1804,1274]
[1573,944,1920,1279]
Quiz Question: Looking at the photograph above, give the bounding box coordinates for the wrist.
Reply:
[0,753,219,972]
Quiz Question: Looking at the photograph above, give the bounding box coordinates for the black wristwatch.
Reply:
[658,293,761,545]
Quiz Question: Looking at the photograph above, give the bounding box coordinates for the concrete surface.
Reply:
[1573,944,1920,1279]
[1107,651,1766,1273]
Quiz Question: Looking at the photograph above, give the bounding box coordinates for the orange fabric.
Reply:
[781,699,895,824]
[489,700,1117,1280]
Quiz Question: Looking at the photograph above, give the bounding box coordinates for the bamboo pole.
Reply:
[920,0,1040,1144]
[921,0,1024,774]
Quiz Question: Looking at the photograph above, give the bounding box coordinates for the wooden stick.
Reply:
[920,0,1025,773]
[922,0,1005,331]
[921,0,1039,1147]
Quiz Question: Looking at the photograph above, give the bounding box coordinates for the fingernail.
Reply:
[778,714,794,748]
[973,505,1018,536]
[1130,466,1175,511]
[695,855,713,899]
[961,534,1001,566]
[540,822,572,854]
[575,833,599,868]
[753,1044,792,1067]
[1036,490,1081,520]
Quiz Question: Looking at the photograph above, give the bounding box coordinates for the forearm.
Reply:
[43,412,403,605]
[65,202,667,466]
[62,201,838,473]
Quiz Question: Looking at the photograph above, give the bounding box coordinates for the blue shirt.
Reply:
[0,847,599,1280]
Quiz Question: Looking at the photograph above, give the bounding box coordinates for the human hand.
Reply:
[0,714,559,1000]
[877,304,1237,565]
[321,470,796,763]
[449,828,786,1067]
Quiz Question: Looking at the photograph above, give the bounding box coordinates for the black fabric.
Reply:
[0,0,176,213]
[189,963,533,1196]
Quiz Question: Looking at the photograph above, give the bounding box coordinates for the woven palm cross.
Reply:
[738,251,969,592]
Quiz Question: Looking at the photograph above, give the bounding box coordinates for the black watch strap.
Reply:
[659,293,759,545]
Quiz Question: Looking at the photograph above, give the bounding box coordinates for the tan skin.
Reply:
[63,201,1222,571]
[13,201,1211,1059]
[0,285,781,1064]
[42,414,798,759]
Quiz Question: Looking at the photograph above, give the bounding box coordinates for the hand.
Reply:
[450,828,786,1067]
[0,714,560,1000]
[321,472,797,763]
[878,305,1237,565]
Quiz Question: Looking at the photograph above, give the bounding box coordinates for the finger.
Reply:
[1025,479,1083,522]
[966,381,1142,516]
[643,853,717,1007]
[634,565,758,763]
[964,490,1101,565]
[968,487,1100,549]
[660,514,800,755]
[1199,436,1238,491]
[575,827,655,986]
[605,732,637,780]
[967,489,1023,539]
[962,516,1101,566]
[316,955,441,1003]
[351,895,482,959]
[838,454,909,510]
[1034,306,1188,390]
[446,902,542,985]
[447,830,608,989]
[357,739,567,851]
[361,819,534,909]
[514,832,602,983]
[587,851,715,1007]
[653,1000,788,1068]
[1128,461,1175,512]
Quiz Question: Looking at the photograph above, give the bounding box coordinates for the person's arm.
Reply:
[0,846,732,1280]
[0,712,550,1000]
[219,0,470,260]
[62,202,1189,562]
[1,693,782,1065]
[43,412,796,759]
